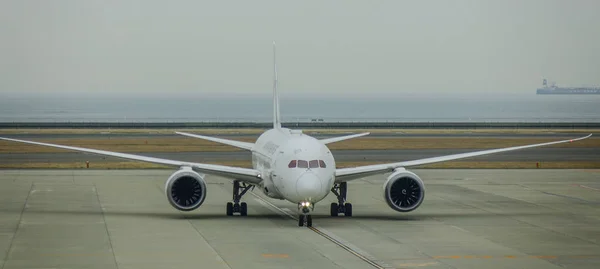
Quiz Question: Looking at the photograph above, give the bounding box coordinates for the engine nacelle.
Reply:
[164,168,207,211]
[383,169,425,212]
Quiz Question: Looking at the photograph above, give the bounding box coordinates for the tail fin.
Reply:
[272,41,282,129]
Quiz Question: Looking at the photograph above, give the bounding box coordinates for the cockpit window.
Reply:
[297,160,308,168]
[288,160,297,168]
[290,159,327,169]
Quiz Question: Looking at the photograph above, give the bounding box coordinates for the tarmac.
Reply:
[1,148,598,165]
[1,169,599,269]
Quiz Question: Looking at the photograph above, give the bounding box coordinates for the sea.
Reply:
[1,93,599,123]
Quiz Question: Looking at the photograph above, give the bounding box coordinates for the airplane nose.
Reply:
[296,173,322,200]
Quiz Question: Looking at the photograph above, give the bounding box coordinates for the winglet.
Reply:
[273,41,282,130]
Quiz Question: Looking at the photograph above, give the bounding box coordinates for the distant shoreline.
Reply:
[1,121,599,130]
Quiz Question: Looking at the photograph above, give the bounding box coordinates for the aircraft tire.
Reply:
[330,203,338,216]
[306,215,313,227]
[344,203,353,217]
[226,202,233,216]
[298,215,305,227]
[240,202,247,216]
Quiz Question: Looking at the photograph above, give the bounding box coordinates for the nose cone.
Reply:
[296,173,322,200]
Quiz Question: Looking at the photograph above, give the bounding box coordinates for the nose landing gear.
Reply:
[226,180,253,216]
[298,214,313,227]
[330,182,352,217]
[298,202,313,227]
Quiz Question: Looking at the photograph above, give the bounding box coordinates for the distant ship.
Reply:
[537,79,600,94]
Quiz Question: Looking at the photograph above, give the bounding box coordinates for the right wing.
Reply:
[176,131,254,151]
[0,137,262,184]
[335,134,592,183]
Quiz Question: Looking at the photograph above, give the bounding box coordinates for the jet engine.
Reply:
[164,168,207,211]
[383,169,425,212]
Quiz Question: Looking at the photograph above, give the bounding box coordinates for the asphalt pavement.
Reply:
[1,169,599,269]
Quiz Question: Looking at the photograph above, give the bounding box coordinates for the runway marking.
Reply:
[396,262,438,267]
[429,255,598,260]
[39,252,108,257]
[282,208,294,214]
[308,227,394,269]
[250,193,392,269]
[261,254,289,258]
[450,225,469,233]
[575,184,600,192]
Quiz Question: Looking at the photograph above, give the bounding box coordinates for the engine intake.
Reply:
[383,169,425,212]
[165,168,207,211]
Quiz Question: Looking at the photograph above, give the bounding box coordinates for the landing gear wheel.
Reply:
[240,202,247,216]
[306,215,313,227]
[226,202,233,216]
[330,203,338,217]
[298,215,305,227]
[344,203,353,217]
[227,180,253,216]
[330,182,353,217]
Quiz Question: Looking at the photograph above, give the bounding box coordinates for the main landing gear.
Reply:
[330,182,352,217]
[226,180,252,216]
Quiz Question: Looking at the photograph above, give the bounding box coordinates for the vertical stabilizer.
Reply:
[272,42,282,129]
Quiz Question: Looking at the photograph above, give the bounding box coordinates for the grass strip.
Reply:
[2,161,599,169]
[1,137,597,153]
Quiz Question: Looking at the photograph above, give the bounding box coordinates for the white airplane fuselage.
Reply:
[251,128,336,212]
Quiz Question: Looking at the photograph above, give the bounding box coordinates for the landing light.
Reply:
[301,202,311,207]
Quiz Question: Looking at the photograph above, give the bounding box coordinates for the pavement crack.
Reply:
[93,183,120,269]
[436,189,599,268]
[183,215,233,269]
[520,184,599,204]
[1,182,34,269]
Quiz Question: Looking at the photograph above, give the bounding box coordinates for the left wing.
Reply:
[335,134,592,182]
[320,132,370,144]
[0,137,262,184]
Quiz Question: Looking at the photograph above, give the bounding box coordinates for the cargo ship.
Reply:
[537,79,600,94]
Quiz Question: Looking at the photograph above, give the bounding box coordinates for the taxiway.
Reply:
[0,169,599,269]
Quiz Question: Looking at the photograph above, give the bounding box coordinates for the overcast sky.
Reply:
[1,0,598,97]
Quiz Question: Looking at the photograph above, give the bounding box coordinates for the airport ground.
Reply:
[1,169,599,269]
[0,128,598,169]
[0,128,599,268]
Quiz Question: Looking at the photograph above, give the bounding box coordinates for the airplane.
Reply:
[0,43,592,227]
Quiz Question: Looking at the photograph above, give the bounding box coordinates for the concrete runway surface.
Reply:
[1,169,599,269]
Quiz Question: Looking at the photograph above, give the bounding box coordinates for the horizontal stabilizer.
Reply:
[320,132,370,144]
[175,132,254,150]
